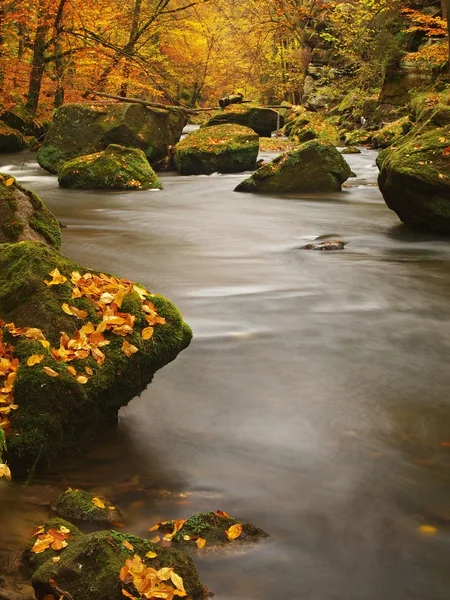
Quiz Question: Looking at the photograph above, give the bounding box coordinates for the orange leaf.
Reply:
[5,178,14,187]
[215,510,231,518]
[196,537,206,549]
[225,523,242,540]
[122,540,134,550]
[44,268,67,286]
[142,327,154,340]
[92,497,105,509]
[121,589,136,599]
[27,354,44,367]
[148,523,160,531]
[121,340,138,357]
[43,366,59,377]
[76,375,88,384]
[67,366,77,376]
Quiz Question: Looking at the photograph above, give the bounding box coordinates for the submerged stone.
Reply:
[24,522,206,600]
[377,105,450,234]
[303,240,346,251]
[203,106,282,137]
[174,124,259,175]
[0,175,61,247]
[235,140,353,194]
[0,242,192,474]
[340,146,361,154]
[53,489,123,523]
[37,102,188,174]
[58,144,162,190]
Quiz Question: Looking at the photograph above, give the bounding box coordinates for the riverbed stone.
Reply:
[0,241,192,474]
[284,109,340,145]
[174,124,259,175]
[30,528,206,600]
[22,518,82,573]
[0,121,25,152]
[37,102,188,174]
[377,104,450,233]
[340,146,361,154]
[302,240,346,251]
[0,174,61,247]
[203,106,282,137]
[58,144,162,190]
[53,488,123,523]
[234,140,353,194]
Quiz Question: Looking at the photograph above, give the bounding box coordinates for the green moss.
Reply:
[284,109,340,145]
[341,146,361,154]
[22,518,82,572]
[203,107,281,137]
[58,144,162,190]
[0,121,24,152]
[36,144,65,174]
[344,129,372,146]
[0,242,192,474]
[372,116,412,149]
[54,489,122,523]
[31,529,206,600]
[175,124,259,175]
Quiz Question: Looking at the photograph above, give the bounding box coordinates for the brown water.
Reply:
[2,147,450,600]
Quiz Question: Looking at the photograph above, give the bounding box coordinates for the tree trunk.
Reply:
[25,23,49,114]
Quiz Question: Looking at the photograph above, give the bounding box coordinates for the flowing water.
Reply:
[2,146,450,600]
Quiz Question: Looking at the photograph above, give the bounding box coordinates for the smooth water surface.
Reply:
[1,148,450,600]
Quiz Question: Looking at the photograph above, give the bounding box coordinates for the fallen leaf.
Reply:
[122,540,134,551]
[121,340,138,357]
[142,327,154,340]
[170,571,186,593]
[225,523,242,540]
[0,463,11,481]
[215,510,231,518]
[76,375,88,384]
[150,535,160,543]
[121,590,136,599]
[43,366,59,377]
[44,268,67,286]
[92,497,106,509]
[145,550,157,558]
[148,523,160,532]
[27,354,44,366]
[419,525,437,535]
[5,178,14,186]
[196,537,206,549]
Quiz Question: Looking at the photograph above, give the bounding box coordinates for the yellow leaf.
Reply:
[148,523,160,531]
[150,535,160,543]
[142,327,154,340]
[43,366,59,377]
[145,550,157,558]
[108,505,115,510]
[162,533,173,542]
[225,523,242,540]
[27,354,44,366]
[5,177,14,186]
[85,366,93,375]
[183,535,191,541]
[92,497,106,509]
[52,556,61,563]
[76,375,88,384]
[121,340,138,357]
[0,463,11,481]
[67,366,77,376]
[170,571,186,593]
[61,303,73,315]
[59,526,70,534]
[157,567,173,581]
[196,537,206,549]
[121,590,136,599]
[44,268,67,286]
[122,540,134,550]
[39,339,50,349]
[419,525,437,535]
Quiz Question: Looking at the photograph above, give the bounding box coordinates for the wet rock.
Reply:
[22,518,82,573]
[343,129,372,146]
[377,104,450,234]
[235,140,353,194]
[302,240,346,251]
[151,511,269,552]
[0,121,25,152]
[0,242,192,474]
[284,108,339,145]
[371,116,412,149]
[0,175,61,247]
[203,106,282,137]
[0,110,46,139]
[37,102,188,174]
[340,146,361,154]
[53,489,123,523]
[174,124,259,175]
[58,144,162,190]
[27,525,206,600]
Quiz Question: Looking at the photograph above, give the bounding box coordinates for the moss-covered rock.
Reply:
[372,116,412,149]
[22,518,82,572]
[377,104,450,233]
[0,121,25,152]
[58,144,162,190]
[174,124,259,175]
[153,511,268,552]
[284,108,340,145]
[235,140,353,194]
[340,146,361,154]
[0,109,46,139]
[203,106,282,137]
[343,129,372,146]
[0,175,61,247]
[53,489,123,523]
[37,103,188,174]
[30,528,206,600]
[0,242,192,474]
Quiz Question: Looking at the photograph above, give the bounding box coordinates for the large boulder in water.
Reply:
[0,242,192,475]
[0,121,25,152]
[377,105,450,233]
[235,140,353,194]
[203,106,282,137]
[37,103,188,174]
[24,520,206,600]
[0,174,61,247]
[58,144,162,190]
[174,124,259,175]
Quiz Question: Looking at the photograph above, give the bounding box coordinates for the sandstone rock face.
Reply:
[377,105,450,234]
[37,102,188,173]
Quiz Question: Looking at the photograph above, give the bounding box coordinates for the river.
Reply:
[1,146,450,600]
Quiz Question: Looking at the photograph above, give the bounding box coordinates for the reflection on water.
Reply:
[1,148,450,599]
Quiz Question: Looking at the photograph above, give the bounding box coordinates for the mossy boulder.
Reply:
[0,175,61,247]
[0,242,192,474]
[22,518,82,572]
[377,105,450,234]
[0,121,25,152]
[372,116,412,149]
[235,140,353,194]
[53,489,123,523]
[284,110,340,145]
[0,109,46,139]
[26,525,206,600]
[203,106,282,137]
[340,146,361,154]
[58,144,162,190]
[174,124,259,175]
[37,102,188,174]
[153,511,269,552]
[343,129,372,146]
